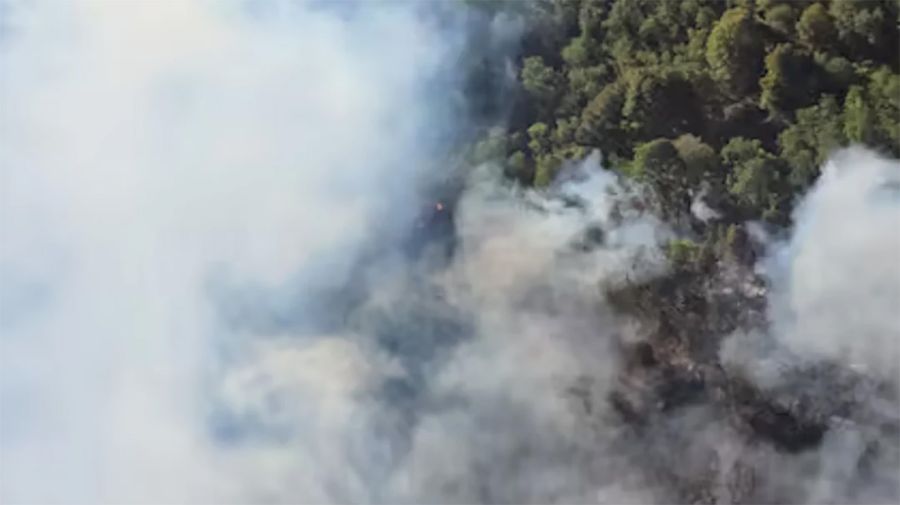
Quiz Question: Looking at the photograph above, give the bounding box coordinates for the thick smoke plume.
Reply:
[719,147,900,504]
[0,1,454,502]
[2,2,899,504]
[765,147,900,383]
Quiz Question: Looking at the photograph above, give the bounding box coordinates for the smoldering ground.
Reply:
[1,1,899,504]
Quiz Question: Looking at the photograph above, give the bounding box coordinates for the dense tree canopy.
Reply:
[467,0,898,239]
[706,7,766,97]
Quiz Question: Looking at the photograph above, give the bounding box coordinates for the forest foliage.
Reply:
[467,0,898,268]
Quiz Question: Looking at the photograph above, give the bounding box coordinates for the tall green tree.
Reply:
[843,85,876,145]
[706,7,765,96]
[762,3,797,37]
[622,67,705,139]
[633,138,692,216]
[796,2,836,50]
[759,44,823,114]
[866,67,900,156]
[778,95,847,189]
[521,56,564,119]
[673,134,718,185]
[829,0,899,66]
[577,81,627,154]
[721,137,786,217]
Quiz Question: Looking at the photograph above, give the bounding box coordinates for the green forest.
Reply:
[468,0,898,269]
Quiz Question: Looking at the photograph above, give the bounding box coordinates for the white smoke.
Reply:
[1,1,671,503]
[0,1,454,502]
[768,147,900,503]
[384,157,670,503]
[720,147,900,503]
[725,147,900,391]
[3,1,899,503]
[767,147,900,384]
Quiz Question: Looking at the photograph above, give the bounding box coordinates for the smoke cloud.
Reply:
[720,147,900,503]
[766,147,900,383]
[2,1,898,504]
[0,1,456,502]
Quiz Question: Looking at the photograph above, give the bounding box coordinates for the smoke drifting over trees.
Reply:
[1,1,898,504]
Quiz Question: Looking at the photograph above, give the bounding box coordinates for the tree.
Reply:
[516,0,580,64]
[829,0,899,66]
[561,64,610,115]
[818,54,857,94]
[533,152,565,187]
[666,238,702,270]
[506,151,531,184]
[865,67,900,156]
[578,0,609,41]
[622,67,705,139]
[633,138,692,216]
[673,134,717,184]
[796,3,836,50]
[466,0,898,228]
[576,81,626,153]
[778,95,847,189]
[527,122,551,155]
[759,44,822,114]
[721,137,784,215]
[521,56,564,118]
[602,0,705,70]
[763,3,796,36]
[706,7,765,96]
[553,116,578,145]
[712,99,775,148]
[561,35,596,68]
[843,85,876,145]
